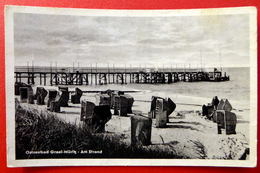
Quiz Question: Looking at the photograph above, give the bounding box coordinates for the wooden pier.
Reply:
[14,66,229,86]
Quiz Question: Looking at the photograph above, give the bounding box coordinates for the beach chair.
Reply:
[50,100,60,112]
[19,87,28,103]
[15,82,28,95]
[47,89,58,107]
[123,94,134,113]
[49,89,69,112]
[27,86,34,104]
[92,105,112,133]
[148,96,176,122]
[131,114,152,146]
[81,101,112,133]
[113,95,120,115]
[110,90,124,109]
[71,87,83,104]
[119,95,128,116]
[80,101,95,121]
[95,93,111,106]
[155,98,167,128]
[216,110,237,135]
[57,88,69,107]
[217,99,232,112]
[36,87,48,105]
[118,94,133,116]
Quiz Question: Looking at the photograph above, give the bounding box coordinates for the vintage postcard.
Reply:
[5,6,257,167]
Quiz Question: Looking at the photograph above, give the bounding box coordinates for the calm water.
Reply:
[134,67,249,110]
[127,67,250,107]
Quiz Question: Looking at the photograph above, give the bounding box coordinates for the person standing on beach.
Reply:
[212,96,219,109]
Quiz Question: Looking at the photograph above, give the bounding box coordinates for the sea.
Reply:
[17,67,250,111]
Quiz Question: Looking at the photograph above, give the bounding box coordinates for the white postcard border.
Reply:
[5,5,257,167]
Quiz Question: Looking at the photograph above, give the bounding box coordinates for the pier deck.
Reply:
[14,66,229,86]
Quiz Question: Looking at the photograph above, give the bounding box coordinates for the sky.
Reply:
[13,12,250,68]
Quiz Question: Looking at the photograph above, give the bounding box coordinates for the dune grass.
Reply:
[15,102,184,159]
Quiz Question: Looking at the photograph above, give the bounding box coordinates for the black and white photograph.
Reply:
[5,6,257,167]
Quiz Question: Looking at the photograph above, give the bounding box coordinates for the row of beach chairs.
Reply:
[15,82,135,134]
[15,82,83,112]
[202,96,237,135]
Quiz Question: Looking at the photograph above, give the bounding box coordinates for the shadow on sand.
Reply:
[60,111,81,115]
[164,124,202,132]
[168,121,205,127]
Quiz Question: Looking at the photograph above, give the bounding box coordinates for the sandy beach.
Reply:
[16,83,250,160]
